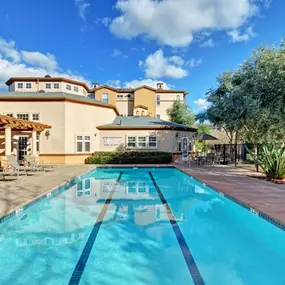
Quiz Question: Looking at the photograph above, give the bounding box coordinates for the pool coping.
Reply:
[1,164,285,232]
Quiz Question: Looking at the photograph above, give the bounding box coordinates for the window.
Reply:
[138,136,147,148]
[127,136,157,149]
[26,83,32,89]
[32,113,40,121]
[102,93,108,104]
[83,89,87,95]
[18,83,23,89]
[5,113,14,118]
[76,135,91,153]
[136,110,139,115]
[36,133,40,153]
[117,94,124,99]
[17,113,29,120]
[141,110,145,116]
[149,136,157,148]
[176,95,181,101]
[66,84,71,90]
[84,136,90,152]
[46,83,51,89]
[54,83,59,89]
[74,86,79,92]
[156,95,160,105]
[127,136,136,148]
[156,114,160,119]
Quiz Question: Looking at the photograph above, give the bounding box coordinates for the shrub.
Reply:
[85,151,172,164]
[252,144,285,180]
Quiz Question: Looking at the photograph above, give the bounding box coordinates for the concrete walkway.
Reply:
[175,163,285,227]
[0,165,95,218]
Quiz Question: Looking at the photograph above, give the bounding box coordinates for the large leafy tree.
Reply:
[166,101,195,126]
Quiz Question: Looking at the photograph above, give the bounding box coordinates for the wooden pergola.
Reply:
[0,115,51,156]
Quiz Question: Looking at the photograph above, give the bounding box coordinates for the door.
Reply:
[18,136,28,163]
[181,137,189,161]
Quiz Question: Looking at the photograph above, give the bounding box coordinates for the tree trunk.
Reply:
[234,132,238,167]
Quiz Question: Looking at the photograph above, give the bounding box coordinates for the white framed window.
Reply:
[157,95,160,105]
[76,135,91,153]
[26,83,32,89]
[5,113,14,118]
[46,83,51,89]
[138,136,147,148]
[17,113,29,120]
[127,136,136,148]
[102,93,108,104]
[74,86,79,92]
[117,94,124,99]
[32,113,40,121]
[36,133,40,153]
[176,95,181,101]
[156,114,160,119]
[54,83,59,89]
[18,83,23,89]
[66,84,72,91]
[126,136,157,149]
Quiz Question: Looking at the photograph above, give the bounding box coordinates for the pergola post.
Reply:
[5,126,12,156]
[32,129,37,156]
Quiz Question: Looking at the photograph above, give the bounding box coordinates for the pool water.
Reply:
[0,167,285,285]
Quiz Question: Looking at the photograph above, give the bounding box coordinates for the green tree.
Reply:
[166,101,195,126]
[194,123,212,152]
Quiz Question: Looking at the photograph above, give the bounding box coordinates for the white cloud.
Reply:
[186,57,202,68]
[228,26,255,42]
[140,49,188,79]
[95,17,111,27]
[75,0,90,21]
[0,38,90,90]
[194,98,209,110]
[200,38,214,48]
[105,78,172,90]
[111,48,128,59]
[110,0,268,47]
[21,51,58,70]
[0,38,20,62]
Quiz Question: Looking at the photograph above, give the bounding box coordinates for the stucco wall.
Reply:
[134,88,156,117]
[95,88,117,106]
[98,129,194,152]
[116,100,134,115]
[64,101,117,153]
[0,101,66,154]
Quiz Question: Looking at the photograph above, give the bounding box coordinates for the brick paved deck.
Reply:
[175,163,285,227]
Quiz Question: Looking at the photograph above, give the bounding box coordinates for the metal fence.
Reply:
[212,144,246,164]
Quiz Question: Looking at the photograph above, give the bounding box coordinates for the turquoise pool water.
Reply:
[0,167,285,284]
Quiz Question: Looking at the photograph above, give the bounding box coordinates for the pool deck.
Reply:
[1,163,285,229]
[175,163,285,228]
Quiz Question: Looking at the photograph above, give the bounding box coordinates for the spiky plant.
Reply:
[254,144,285,180]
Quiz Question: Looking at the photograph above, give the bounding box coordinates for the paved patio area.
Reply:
[176,163,285,226]
[0,165,95,218]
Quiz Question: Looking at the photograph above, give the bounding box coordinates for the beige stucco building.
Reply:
[0,76,195,165]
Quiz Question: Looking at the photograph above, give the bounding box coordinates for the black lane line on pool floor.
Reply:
[149,172,205,285]
[68,172,123,285]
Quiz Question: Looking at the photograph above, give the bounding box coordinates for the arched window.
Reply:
[136,110,139,115]
[141,110,145,116]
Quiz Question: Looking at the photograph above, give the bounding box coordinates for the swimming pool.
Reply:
[0,167,285,284]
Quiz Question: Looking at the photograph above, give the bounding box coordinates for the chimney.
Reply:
[92,82,99,89]
[157,82,163,89]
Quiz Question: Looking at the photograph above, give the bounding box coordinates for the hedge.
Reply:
[85,151,172,164]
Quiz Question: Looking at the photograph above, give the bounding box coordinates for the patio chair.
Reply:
[6,155,37,176]
[23,155,54,171]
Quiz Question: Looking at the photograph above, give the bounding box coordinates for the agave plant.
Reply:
[253,144,285,180]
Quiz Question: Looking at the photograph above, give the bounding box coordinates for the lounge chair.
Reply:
[23,155,54,171]
[6,155,37,175]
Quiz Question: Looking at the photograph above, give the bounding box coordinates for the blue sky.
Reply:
[0,0,284,113]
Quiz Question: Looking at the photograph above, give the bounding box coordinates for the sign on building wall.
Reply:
[102,137,123,147]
